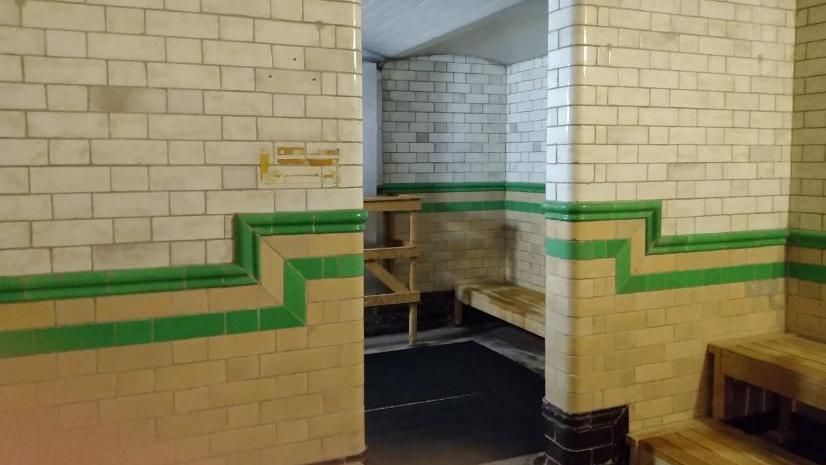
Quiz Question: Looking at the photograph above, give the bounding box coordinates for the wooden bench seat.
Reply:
[630,419,816,465]
[454,281,545,337]
[709,333,826,420]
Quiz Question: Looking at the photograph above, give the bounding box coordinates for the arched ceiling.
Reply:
[362,0,548,65]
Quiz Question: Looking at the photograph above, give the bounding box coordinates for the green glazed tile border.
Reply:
[0,210,367,304]
[546,237,786,294]
[788,229,826,250]
[544,201,788,254]
[0,254,363,359]
[379,182,545,194]
[544,201,826,290]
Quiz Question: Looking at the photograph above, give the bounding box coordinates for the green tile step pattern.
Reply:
[0,254,364,359]
[0,210,367,304]
[544,200,826,291]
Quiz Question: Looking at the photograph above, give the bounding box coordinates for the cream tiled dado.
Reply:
[0,0,363,276]
[0,1,366,465]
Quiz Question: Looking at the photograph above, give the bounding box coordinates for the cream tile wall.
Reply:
[381,55,507,183]
[0,0,363,277]
[547,0,796,235]
[545,218,786,431]
[506,57,546,184]
[543,0,794,431]
[791,0,826,232]
[0,233,366,465]
[504,58,546,292]
[788,0,826,342]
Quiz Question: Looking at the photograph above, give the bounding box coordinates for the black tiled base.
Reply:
[541,400,629,465]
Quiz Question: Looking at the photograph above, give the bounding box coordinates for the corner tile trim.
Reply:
[0,254,364,359]
[0,210,367,304]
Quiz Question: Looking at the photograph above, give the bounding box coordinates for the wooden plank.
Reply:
[740,342,826,382]
[664,433,742,465]
[759,336,826,367]
[721,352,826,411]
[642,437,710,465]
[364,292,420,307]
[724,344,826,385]
[639,420,818,465]
[710,345,726,421]
[365,261,409,294]
[364,246,419,260]
[689,420,818,465]
[364,195,422,212]
[678,429,770,465]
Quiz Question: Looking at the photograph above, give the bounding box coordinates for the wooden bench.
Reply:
[709,333,826,433]
[630,419,816,465]
[454,281,545,337]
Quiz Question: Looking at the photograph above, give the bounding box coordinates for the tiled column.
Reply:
[542,0,796,463]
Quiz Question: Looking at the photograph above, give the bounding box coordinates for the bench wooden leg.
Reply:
[712,349,727,421]
[768,398,796,445]
[454,299,463,326]
[408,303,418,345]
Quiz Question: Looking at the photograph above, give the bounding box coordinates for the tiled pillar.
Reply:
[542,0,796,463]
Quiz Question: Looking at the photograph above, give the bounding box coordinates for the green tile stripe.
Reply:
[544,201,788,254]
[545,237,786,294]
[379,182,545,194]
[0,254,363,359]
[788,229,826,250]
[0,210,367,304]
[544,201,826,290]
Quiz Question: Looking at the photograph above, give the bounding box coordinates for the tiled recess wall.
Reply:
[788,0,826,342]
[506,57,546,185]
[390,191,507,293]
[0,0,363,277]
[504,59,546,291]
[381,55,507,184]
[547,0,796,235]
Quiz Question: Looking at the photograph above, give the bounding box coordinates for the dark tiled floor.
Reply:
[364,341,544,465]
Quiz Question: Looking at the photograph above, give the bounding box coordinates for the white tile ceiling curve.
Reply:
[362,0,529,60]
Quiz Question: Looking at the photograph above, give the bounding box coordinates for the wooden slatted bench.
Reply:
[630,419,816,465]
[454,281,545,337]
[709,333,826,425]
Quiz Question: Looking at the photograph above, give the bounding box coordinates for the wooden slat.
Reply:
[723,344,826,385]
[365,262,409,294]
[720,351,826,411]
[637,420,817,465]
[364,292,420,307]
[364,195,422,212]
[364,245,419,260]
[455,280,545,338]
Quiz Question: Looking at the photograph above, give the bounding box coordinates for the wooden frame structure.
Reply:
[364,195,422,344]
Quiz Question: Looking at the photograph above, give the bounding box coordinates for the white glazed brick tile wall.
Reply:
[504,58,546,292]
[506,57,547,184]
[0,0,362,276]
[381,55,507,184]
[547,0,796,235]
[790,0,826,232]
